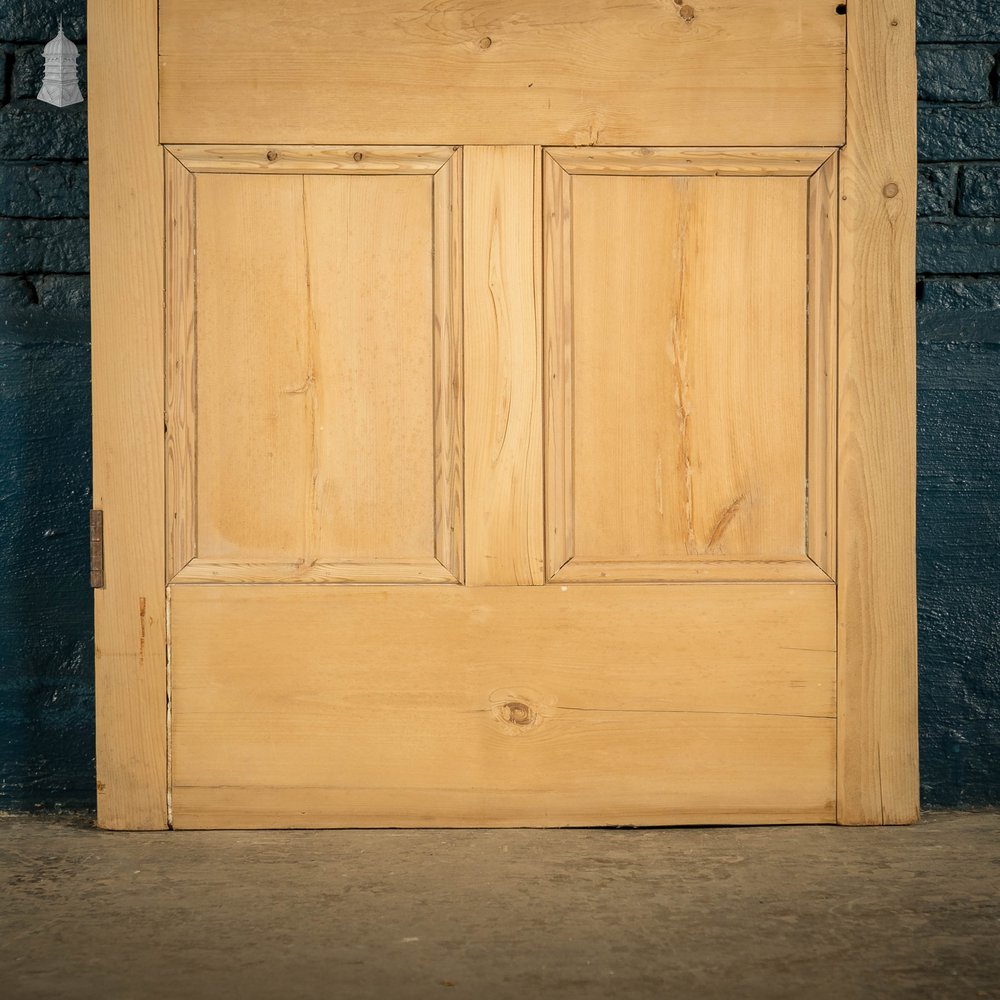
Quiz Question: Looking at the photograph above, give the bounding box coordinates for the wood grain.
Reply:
[553,558,831,584]
[90,0,167,829]
[548,147,835,176]
[837,1,919,824]
[549,172,808,579]
[543,152,574,577]
[173,558,456,585]
[170,583,836,828]
[165,152,197,579]
[432,151,465,581]
[186,165,459,583]
[98,0,916,831]
[194,172,326,562]
[463,146,544,585]
[807,153,839,578]
[158,0,846,147]
[303,174,434,565]
[167,145,455,174]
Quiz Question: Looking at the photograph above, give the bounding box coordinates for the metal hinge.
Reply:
[89,509,105,589]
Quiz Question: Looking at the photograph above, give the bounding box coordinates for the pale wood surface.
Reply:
[167,145,455,174]
[96,0,916,831]
[158,0,846,147]
[170,583,836,827]
[300,173,432,563]
[195,172,318,561]
[553,173,807,577]
[173,558,457,585]
[548,147,835,176]
[463,146,545,585]
[90,0,167,829]
[552,558,831,585]
[164,152,196,578]
[432,151,465,580]
[807,154,839,578]
[186,164,462,583]
[542,152,574,577]
[837,1,919,824]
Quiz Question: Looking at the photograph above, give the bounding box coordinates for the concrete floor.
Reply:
[1,812,998,999]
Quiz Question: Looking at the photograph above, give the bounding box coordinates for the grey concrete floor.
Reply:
[1,812,998,1000]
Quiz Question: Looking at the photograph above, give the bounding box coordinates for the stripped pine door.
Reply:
[91,1,917,828]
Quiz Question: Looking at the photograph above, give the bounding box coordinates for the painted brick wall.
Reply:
[0,2,997,811]
[916,1,1000,807]
[0,2,93,809]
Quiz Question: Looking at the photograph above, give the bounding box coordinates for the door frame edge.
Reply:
[836,0,919,825]
[90,0,168,830]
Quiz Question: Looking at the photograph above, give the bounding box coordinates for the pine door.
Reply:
[90,1,918,828]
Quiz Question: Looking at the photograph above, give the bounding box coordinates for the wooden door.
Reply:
[90,1,918,828]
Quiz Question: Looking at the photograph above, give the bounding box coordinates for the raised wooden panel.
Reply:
[158,0,846,148]
[165,147,463,583]
[543,148,837,583]
[169,583,837,828]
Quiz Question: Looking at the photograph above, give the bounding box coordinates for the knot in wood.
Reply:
[266,149,279,162]
[479,36,493,49]
[499,701,535,726]
[882,182,899,199]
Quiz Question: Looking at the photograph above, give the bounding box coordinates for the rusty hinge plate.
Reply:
[89,509,105,589]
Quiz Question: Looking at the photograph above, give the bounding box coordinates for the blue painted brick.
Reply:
[957,165,1000,217]
[918,278,1000,342]
[0,338,93,811]
[918,165,956,216]
[919,219,1000,273]
[0,101,87,160]
[34,275,88,313]
[0,46,11,104]
[919,106,1000,161]
[917,342,1000,808]
[0,218,89,273]
[0,275,34,309]
[0,163,88,217]
[0,1,85,43]
[918,1,1000,43]
[918,46,994,103]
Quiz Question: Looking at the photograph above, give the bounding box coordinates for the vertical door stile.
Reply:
[463,146,545,586]
[91,0,168,829]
